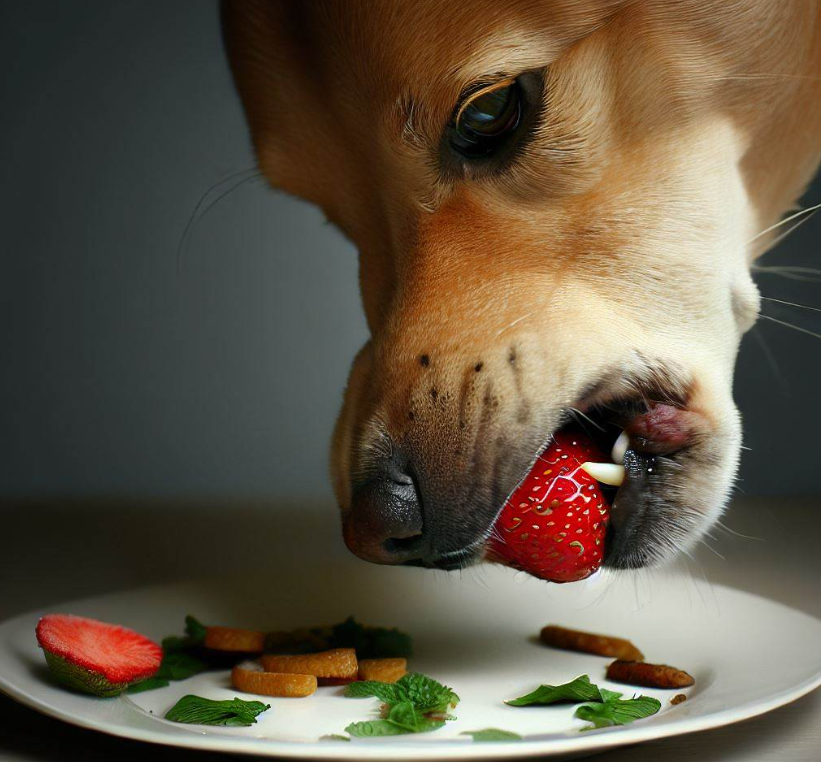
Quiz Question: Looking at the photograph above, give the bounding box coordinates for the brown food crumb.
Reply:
[540,625,644,661]
[671,693,687,705]
[606,660,695,689]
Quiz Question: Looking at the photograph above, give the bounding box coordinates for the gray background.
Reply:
[1,0,819,502]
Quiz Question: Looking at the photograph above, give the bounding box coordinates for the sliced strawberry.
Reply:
[36,614,162,696]
[489,426,611,582]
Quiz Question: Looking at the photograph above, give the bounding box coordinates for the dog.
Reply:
[222,1,821,572]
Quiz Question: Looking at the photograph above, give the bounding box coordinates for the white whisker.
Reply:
[753,265,821,282]
[761,296,821,314]
[760,314,821,341]
[495,312,534,337]
[747,201,821,244]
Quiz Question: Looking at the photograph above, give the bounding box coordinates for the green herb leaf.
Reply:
[386,701,441,732]
[344,681,405,703]
[162,615,207,653]
[506,675,604,707]
[126,677,171,694]
[343,672,456,736]
[397,673,459,713]
[461,728,523,742]
[345,719,412,737]
[264,617,412,658]
[185,615,207,642]
[345,702,446,737]
[165,695,270,727]
[156,651,209,681]
[575,695,661,730]
[319,734,351,742]
[345,672,458,715]
[329,617,413,659]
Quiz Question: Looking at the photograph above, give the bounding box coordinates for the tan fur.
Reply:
[223,0,821,564]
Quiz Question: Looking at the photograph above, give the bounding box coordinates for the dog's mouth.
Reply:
[424,382,705,574]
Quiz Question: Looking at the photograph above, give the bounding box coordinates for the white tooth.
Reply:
[581,462,626,487]
[611,431,629,464]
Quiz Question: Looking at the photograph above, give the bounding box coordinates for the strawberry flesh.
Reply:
[489,426,611,582]
[36,614,162,695]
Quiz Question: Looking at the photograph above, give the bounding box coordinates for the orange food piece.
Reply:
[358,658,407,683]
[204,626,266,653]
[671,693,687,705]
[231,664,317,697]
[540,625,644,661]
[606,660,695,689]
[261,648,358,680]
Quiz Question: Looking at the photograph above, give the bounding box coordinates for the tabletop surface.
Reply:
[1,496,819,762]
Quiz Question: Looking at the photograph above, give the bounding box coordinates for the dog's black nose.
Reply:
[343,460,426,565]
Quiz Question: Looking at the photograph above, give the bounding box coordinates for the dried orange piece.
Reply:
[261,648,358,680]
[204,626,266,653]
[606,660,695,689]
[540,625,644,661]
[358,658,407,683]
[231,663,317,697]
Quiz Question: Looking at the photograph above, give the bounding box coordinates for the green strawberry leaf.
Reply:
[165,695,270,727]
[506,675,604,707]
[575,695,661,730]
[461,728,523,742]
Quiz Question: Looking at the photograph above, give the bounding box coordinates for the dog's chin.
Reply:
[410,382,738,576]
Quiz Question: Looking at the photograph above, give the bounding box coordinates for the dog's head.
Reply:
[223,1,821,571]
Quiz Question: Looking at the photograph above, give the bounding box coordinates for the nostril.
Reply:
[383,533,425,556]
[345,454,426,564]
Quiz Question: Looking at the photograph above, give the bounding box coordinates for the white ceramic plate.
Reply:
[1,561,820,761]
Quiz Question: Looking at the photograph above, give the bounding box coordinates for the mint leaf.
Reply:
[397,673,459,713]
[165,695,269,727]
[387,701,446,733]
[157,651,208,681]
[345,719,411,737]
[575,695,661,730]
[184,615,207,642]
[162,615,207,653]
[344,680,405,703]
[266,617,412,658]
[320,734,351,742]
[345,702,446,737]
[131,620,211,692]
[343,673,455,736]
[506,675,603,707]
[126,677,170,694]
[345,673,458,714]
[461,728,522,742]
[329,617,413,658]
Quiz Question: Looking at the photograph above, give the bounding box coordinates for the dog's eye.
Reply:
[451,79,522,158]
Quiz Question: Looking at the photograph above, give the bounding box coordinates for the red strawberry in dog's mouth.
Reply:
[489,426,612,582]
